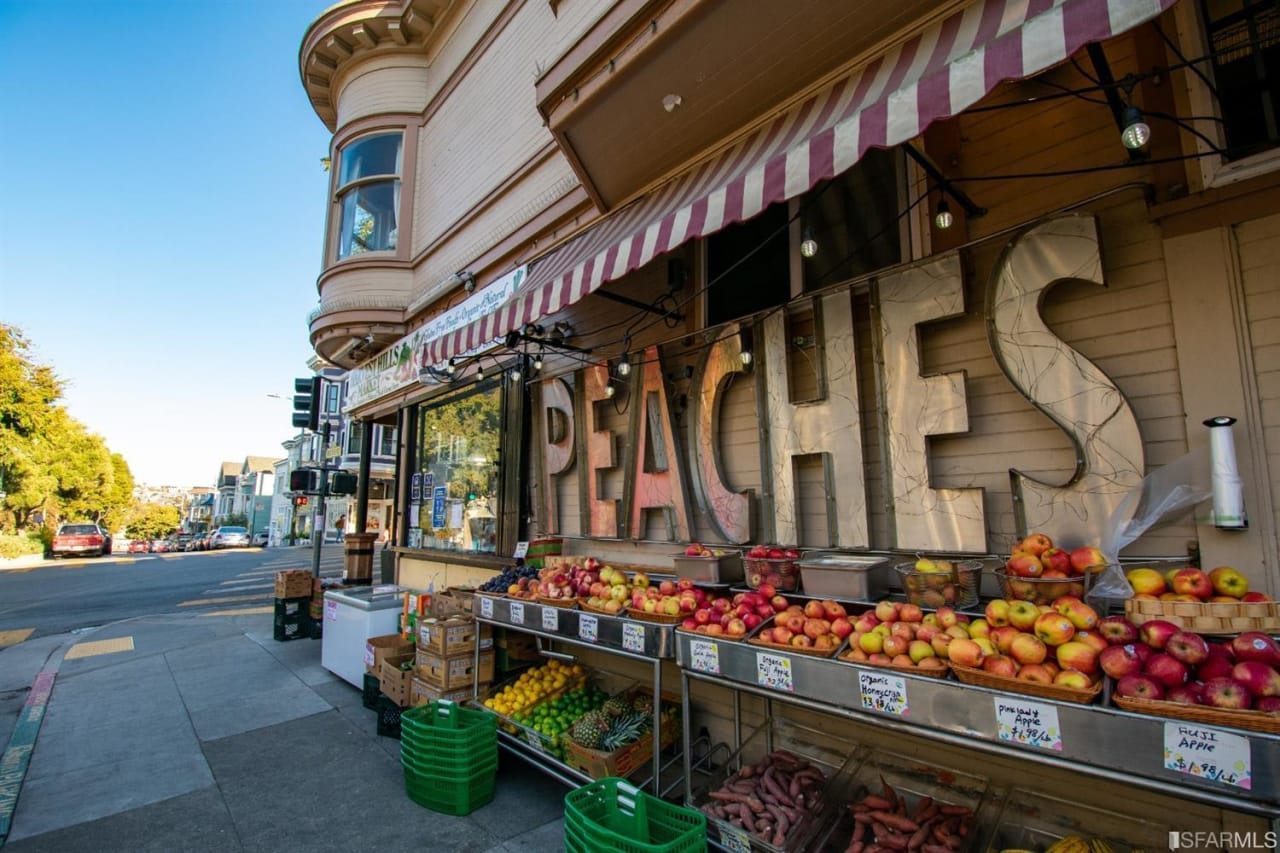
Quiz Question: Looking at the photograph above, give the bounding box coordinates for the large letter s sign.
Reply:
[987,215,1143,546]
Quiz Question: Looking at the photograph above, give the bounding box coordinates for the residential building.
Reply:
[214,462,238,522]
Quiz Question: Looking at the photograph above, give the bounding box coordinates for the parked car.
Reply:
[210,526,250,549]
[251,532,268,547]
[152,539,171,553]
[51,523,112,558]
[127,539,151,554]
[173,534,193,551]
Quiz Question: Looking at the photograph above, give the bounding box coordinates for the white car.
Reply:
[251,532,269,547]
[210,526,250,548]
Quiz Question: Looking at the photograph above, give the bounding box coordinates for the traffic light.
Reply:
[330,472,358,495]
[292,495,309,507]
[290,468,321,493]
[292,376,321,431]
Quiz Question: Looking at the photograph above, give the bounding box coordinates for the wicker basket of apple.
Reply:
[938,596,1107,703]
[745,545,803,592]
[677,585,793,640]
[747,598,853,657]
[837,600,959,678]
[1101,614,1280,733]
[994,532,1106,606]
[893,557,983,609]
[1123,565,1279,634]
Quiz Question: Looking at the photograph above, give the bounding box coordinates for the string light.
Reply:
[533,350,543,371]
[1120,104,1151,149]
[509,366,521,382]
[617,352,631,377]
[604,383,616,398]
[475,362,485,381]
[935,199,954,230]
[740,350,753,366]
[446,359,456,375]
[799,227,818,258]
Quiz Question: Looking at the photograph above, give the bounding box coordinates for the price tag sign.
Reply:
[509,601,525,625]
[513,541,529,559]
[755,652,793,692]
[623,622,645,653]
[859,671,909,716]
[479,596,493,619]
[579,614,599,643]
[363,644,375,667]
[720,824,753,853]
[325,599,338,622]
[994,698,1062,751]
[689,640,720,674]
[1163,722,1252,789]
[523,728,545,753]
[541,606,559,632]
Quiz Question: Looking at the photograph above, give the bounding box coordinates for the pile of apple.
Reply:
[629,577,712,618]
[1102,618,1280,713]
[840,600,959,673]
[937,596,1107,691]
[1126,565,1270,603]
[679,584,792,638]
[1004,531,1106,579]
[681,542,735,559]
[744,544,802,591]
[753,598,853,652]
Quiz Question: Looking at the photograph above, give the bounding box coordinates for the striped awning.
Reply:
[426,0,1176,365]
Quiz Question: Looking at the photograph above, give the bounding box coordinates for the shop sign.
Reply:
[994,698,1061,751]
[622,622,645,653]
[509,601,524,625]
[689,640,720,674]
[1163,722,1251,789]
[345,266,525,409]
[859,671,908,717]
[411,473,422,501]
[431,486,447,529]
[535,215,1143,551]
[479,596,493,619]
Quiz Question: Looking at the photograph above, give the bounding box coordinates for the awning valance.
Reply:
[426,0,1176,366]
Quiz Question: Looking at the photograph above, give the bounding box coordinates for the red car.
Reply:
[51,523,112,558]
[128,539,151,554]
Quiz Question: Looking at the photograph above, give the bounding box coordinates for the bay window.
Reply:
[336,131,402,258]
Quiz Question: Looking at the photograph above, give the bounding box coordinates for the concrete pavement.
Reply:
[0,608,567,852]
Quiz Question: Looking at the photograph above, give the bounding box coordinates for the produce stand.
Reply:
[472,592,678,794]
[673,629,1280,835]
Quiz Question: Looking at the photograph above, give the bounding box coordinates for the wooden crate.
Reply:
[414,648,495,690]
[562,696,680,780]
[410,676,487,706]
[274,570,313,599]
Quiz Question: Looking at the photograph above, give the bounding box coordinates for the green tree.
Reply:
[418,387,501,506]
[126,503,181,540]
[101,454,135,534]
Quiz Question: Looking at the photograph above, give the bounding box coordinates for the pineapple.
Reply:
[570,710,609,750]
[631,694,654,716]
[601,696,630,718]
[601,710,650,751]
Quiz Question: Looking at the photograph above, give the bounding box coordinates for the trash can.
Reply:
[343,533,377,584]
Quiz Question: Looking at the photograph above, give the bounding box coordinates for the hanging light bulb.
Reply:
[475,362,485,381]
[509,366,521,382]
[935,199,954,230]
[1120,104,1150,150]
[604,383,616,398]
[799,227,818,259]
[532,351,543,371]
[740,350,753,366]
[446,359,456,375]
[617,353,631,377]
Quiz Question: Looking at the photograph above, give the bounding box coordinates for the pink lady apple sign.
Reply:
[1163,723,1251,789]
[994,698,1062,751]
[689,640,720,674]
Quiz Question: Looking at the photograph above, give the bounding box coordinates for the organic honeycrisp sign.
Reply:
[859,671,908,716]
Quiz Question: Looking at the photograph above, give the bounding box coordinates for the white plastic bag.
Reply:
[1088,449,1212,602]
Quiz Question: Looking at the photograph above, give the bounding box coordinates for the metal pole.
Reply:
[311,422,331,579]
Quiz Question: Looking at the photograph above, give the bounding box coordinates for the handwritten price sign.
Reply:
[623,622,645,653]
[1163,722,1251,789]
[523,728,545,753]
[541,606,559,632]
[859,671,909,716]
[719,824,752,853]
[509,601,525,625]
[689,640,720,674]
[325,599,338,622]
[479,596,493,619]
[756,652,794,692]
[995,698,1062,751]
[579,614,598,642]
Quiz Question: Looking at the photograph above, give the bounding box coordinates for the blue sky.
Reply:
[0,0,333,489]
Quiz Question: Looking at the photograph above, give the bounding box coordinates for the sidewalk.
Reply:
[0,610,566,852]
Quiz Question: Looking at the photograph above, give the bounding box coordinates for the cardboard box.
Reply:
[379,654,415,707]
[410,676,487,707]
[563,707,680,780]
[275,570,313,599]
[417,616,492,657]
[414,648,495,690]
[365,634,414,674]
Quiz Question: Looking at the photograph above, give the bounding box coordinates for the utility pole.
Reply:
[311,421,331,579]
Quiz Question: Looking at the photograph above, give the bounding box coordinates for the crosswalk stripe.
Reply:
[0,629,34,648]
[202,606,274,617]
[218,580,274,589]
[65,636,134,659]
[178,594,270,607]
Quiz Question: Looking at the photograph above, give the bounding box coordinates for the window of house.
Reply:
[377,425,397,457]
[336,132,402,258]
[411,382,502,553]
[347,421,364,455]
[325,383,340,415]
[800,147,903,290]
[1201,0,1280,161]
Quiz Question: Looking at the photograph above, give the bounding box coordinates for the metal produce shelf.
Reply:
[673,630,1280,813]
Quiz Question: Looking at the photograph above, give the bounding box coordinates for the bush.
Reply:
[0,533,45,560]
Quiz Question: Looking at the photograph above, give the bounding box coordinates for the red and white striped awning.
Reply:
[426,0,1176,365]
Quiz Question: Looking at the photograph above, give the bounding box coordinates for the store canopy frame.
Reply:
[425,0,1177,366]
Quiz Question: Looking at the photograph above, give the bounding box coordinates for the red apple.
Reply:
[1033,612,1075,647]
[1099,644,1144,679]
[899,603,923,623]
[1017,533,1054,557]
[677,578,696,592]
[1231,632,1280,667]
[1056,641,1099,675]
[947,638,984,668]
[830,617,854,639]
[681,618,698,631]
[1073,631,1108,655]
[984,600,1010,627]
[1040,547,1071,574]
[790,634,813,648]
[1202,677,1253,710]
[756,582,776,599]
[771,626,793,645]
[694,608,712,625]
[1054,670,1092,690]
[875,601,901,623]
[659,580,678,596]
[1171,568,1213,601]
[1243,592,1271,603]
[1232,661,1280,697]
[1138,620,1179,651]
[1096,616,1139,645]
[803,600,825,620]
[822,599,847,620]
[1068,547,1106,576]
[1009,633,1048,665]
[742,613,763,631]
[982,654,1018,678]
[990,625,1021,655]
[1254,696,1280,713]
[1166,684,1204,705]
[1196,654,1235,682]
[1052,596,1098,631]
[1006,554,1044,578]
[1115,673,1165,700]
[1017,664,1054,684]
[1144,653,1189,688]
[1166,631,1210,666]
[770,595,789,614]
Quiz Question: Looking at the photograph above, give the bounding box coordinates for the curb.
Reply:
[0,671,56,846]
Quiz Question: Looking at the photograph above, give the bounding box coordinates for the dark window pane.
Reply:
[339,180,399,257]
[1202,0,1280,160]
[802,147,902,290]
[706,204,791,325]
[339,133,402,185]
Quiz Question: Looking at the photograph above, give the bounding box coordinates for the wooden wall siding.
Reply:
[711,369,762,544]
[1236,213,1280,546]
[793,454,831,547]
[855,289,890,548]
[410,0,605,258]
[319,265,415,305]
[334,57,432,129]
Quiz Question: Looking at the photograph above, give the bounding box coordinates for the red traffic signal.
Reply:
[293,495,309,507]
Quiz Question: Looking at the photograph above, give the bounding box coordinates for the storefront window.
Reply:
[1201,0,1280,160]
[410,382,502,553]
[336,132,402,258]
[801,147,902,291]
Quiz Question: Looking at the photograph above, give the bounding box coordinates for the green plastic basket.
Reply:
[563,778,706,853]
[403,761,497,816]
[399,728,496,763]
[400,746,498,778]
[405,776,495,815]
[400,700,496,744]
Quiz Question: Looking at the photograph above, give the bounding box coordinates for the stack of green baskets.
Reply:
[564,777,706,853]
[400,700,499,815]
